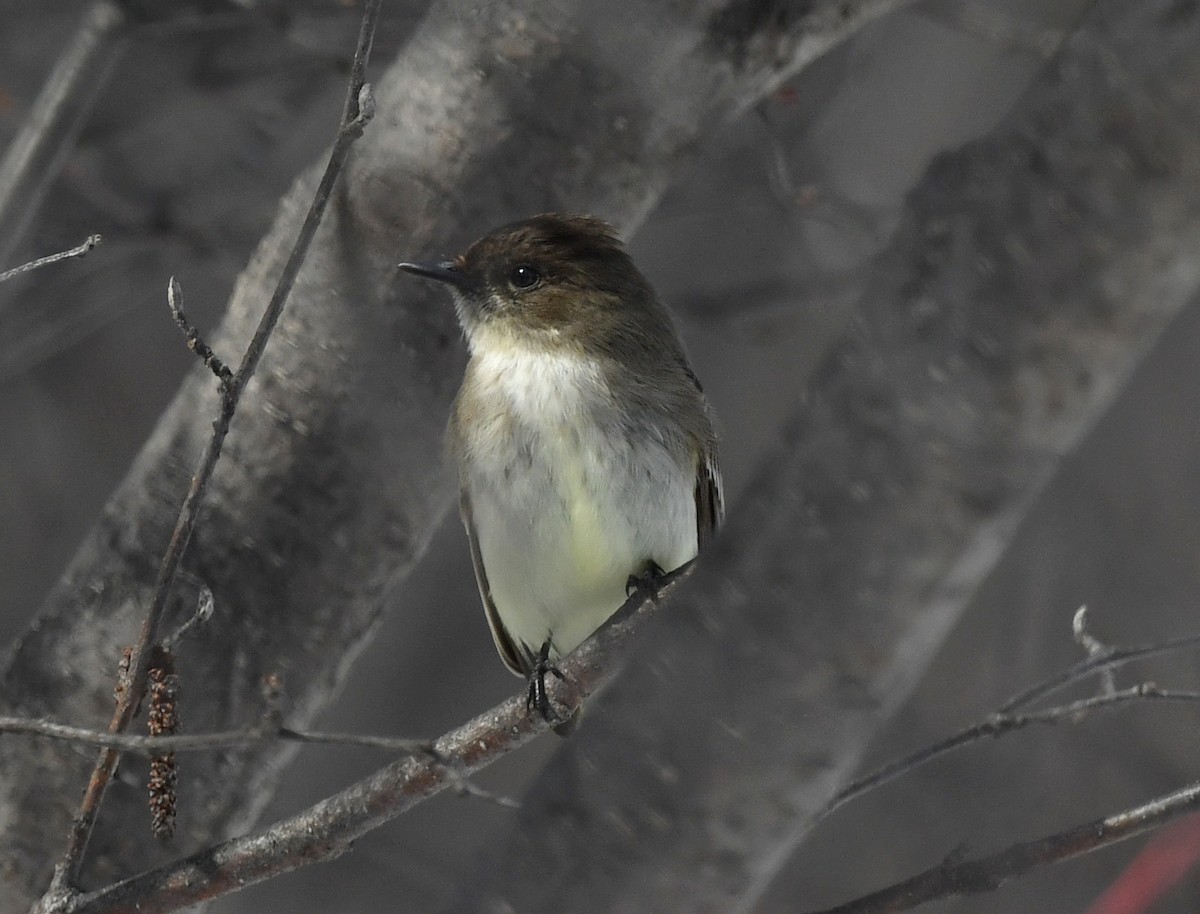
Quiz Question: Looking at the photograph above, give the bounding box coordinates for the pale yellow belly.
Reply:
[470,429,696,662]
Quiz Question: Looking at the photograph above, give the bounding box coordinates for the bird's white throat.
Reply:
[468,332,608,424]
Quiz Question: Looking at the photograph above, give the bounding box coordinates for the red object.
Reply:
[1084,812,1200,914]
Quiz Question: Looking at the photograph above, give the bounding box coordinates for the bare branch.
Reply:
[166,279,232,386]
[0,716,431,758]
[1082,808,1200,913]
[0,689,522,817]
[55,670,1200,912]
[8,646,1195,910]
[827,613,1200,817]
[56,569,675,914]
[40,1,382,900]
[807,781,1200,914]
[826,685,1200,818]
[0,1,128,271]
[999,631,1200,714]
[0,235,101,284]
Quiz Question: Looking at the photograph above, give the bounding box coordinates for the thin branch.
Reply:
[0,717,431,757]
[1081,811,1200,914]
[41,1,382,900]
[29,581,1188,914]
[0,0,128,272]
[7,681,1194,784]
[66,700,544,914]
[826,617,1200,818]
[167,278,232,385]
[999,631,1200,714]
[0,2,277,269]
[807,781,1200,914]
[59,565,683,914]
[825,686,1200,818]
[20,682,1199,833]
[11,612,1195,911]
[0,234,101,284]
[0,717,519,814]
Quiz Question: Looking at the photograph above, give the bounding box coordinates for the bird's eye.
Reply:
[509,264,541,290]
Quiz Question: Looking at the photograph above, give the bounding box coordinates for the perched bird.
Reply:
[399,214,722,728]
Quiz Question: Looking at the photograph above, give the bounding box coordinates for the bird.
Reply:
[398,213,722,730]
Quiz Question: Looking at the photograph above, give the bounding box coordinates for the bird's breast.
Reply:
[454,344,697,657]
[458,345,627,535]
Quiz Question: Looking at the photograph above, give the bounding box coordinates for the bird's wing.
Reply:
[460,489,530,676]
[694,449,724,551]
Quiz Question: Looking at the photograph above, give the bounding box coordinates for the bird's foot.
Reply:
[626,560,667,601]
[526,638,566,724]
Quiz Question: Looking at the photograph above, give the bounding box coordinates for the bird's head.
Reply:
[399,213,655,355]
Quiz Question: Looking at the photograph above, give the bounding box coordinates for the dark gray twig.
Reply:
[167,278,232,385]
[999,631,1200,714]
[826,685,1200,818]
[21,682,1200,825]
[825,616,1200,819]
[0,713,522,809]
[59,564,679,914]
[0,1,128,272]
[0,235,100,284]
[808,781,1200,914]
[32,572,1194,914]
[0,716,431,757]
[40,1,382,902]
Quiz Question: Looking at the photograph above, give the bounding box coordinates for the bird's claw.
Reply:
[526,639,566,723]
[625,560,667,601]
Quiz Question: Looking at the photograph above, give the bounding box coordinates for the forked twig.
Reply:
[827,615,1200,817]
[38,1,383,904]
[56,565,685,914]
[825,685,1200,818]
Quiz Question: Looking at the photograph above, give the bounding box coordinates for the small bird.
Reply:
[399,214,722,729]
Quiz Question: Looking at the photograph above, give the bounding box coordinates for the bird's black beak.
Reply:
[397,260,470,289]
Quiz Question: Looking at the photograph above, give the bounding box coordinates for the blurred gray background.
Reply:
[4,0,1200,911]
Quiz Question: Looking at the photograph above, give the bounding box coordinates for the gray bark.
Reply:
[0,0,908,907]
[448,1,1200,911]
